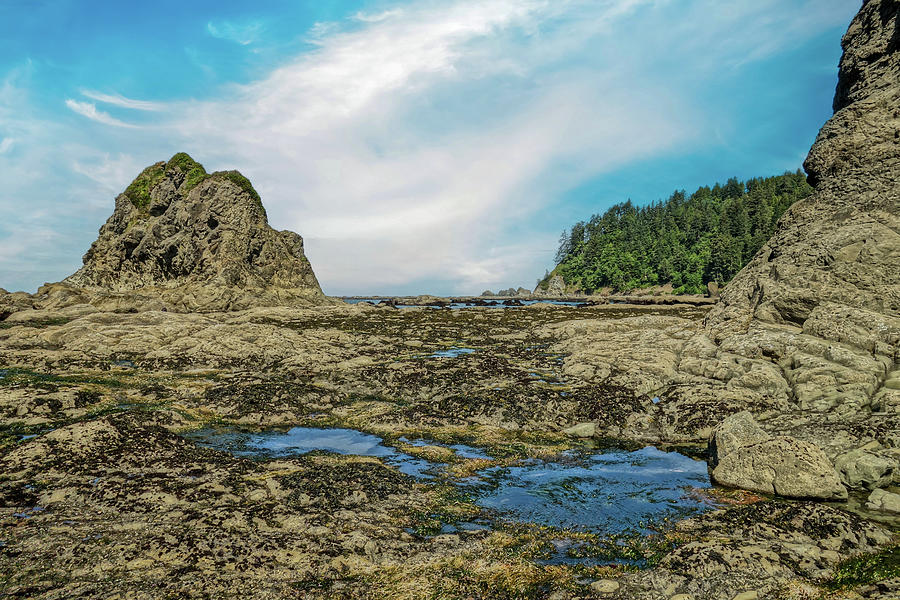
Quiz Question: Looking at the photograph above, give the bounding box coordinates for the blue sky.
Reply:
[0,0,858,295]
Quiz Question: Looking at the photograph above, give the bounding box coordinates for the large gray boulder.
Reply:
[708,411,770,470]
[866,488,900,513]
[711,436,847,501]
[834,448,896,490]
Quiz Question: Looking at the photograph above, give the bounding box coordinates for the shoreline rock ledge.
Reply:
[20,153,326,312]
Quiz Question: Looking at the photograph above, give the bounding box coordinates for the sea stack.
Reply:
[56,153,325,311]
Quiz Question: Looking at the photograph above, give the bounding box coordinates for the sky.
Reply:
[0,0,859,296]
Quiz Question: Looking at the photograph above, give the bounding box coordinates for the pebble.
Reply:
[590,579,620,594]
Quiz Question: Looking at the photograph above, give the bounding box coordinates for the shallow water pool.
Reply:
[430,347,477,358]
[471,446,712,532]
[184,426,440,479]
[182,426,717,554]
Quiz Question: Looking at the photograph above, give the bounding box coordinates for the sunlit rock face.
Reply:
[706,0,900,340]
[58,153,325,312]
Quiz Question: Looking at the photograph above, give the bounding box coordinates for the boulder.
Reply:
[563,422,596,438]
[589,579,620,594]
[708,411,770,470]
[865,488,900,514]
[834,448,895,490]
[540,275,566,296]
[706,281,719,298]
[711,436,847,500]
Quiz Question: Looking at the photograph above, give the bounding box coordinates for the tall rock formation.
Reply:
[692,0,900,418]
[707,0,899,340]
[54,153,325,311]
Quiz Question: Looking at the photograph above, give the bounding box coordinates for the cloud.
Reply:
[207,20,265,45]
[0,137,13,154]
[64,99,139,128]
[80,90,164,111]
[71,153,145,200]
[353,9,403,23]
[154,0,698,293]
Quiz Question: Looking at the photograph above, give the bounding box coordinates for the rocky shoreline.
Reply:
[0,300,897,599]
[1,1,899,598]
[340,295,717,307]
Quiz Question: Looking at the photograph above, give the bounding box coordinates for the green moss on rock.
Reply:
[167,152,208,195]
[123,153,264,214]
[210,170,264,211]
[824,543,900,590]
[124,163,166,210]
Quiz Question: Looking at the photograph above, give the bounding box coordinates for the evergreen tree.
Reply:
[542,170,812,294]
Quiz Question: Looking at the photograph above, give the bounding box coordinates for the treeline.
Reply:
[542,170,813,294]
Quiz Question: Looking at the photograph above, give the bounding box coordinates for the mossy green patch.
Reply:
[210,170,264,211]
[124,163,166,210]
[166,152,208,195]
[0,367,134,389]
[166,152,201,172]
[822,543,900,590]
[564,527,691,567]
[410,485,480,536]
[0,317,74,330]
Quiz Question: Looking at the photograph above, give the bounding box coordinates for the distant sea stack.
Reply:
[53,153,325,311]
[706,0,899,338]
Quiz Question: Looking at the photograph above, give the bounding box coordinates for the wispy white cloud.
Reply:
[71,153,145,199]
[353,9,403,23]
[207,20,265,45]
[156,0,694,293]
[80,90,164,111]
[64,99,139,128]
[0,137,14,154]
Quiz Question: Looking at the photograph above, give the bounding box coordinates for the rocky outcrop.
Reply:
[711,436,848,500]
[706,0,900,344]
[708,412,847,500]
[7,153,325,313]
[535,275,567,296]
[698,0,900,492]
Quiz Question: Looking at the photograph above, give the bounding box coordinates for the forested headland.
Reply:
[538,170,813,295]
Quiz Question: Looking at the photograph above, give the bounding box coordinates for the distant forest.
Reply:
[540,170,813,295]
